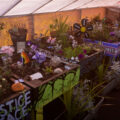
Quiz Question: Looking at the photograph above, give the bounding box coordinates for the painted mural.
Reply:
[34,67,80,110]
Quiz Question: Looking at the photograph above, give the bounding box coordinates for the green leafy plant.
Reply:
[49,16,70,47]
[60,80,105,120]
[91,15,101,24]
[63,47,73,59]
[89,27,110,42]
[63,45,91,59]
[89,18,117,42]
[43,66,53,74]
[96,60,109,83]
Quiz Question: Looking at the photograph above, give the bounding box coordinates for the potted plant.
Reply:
[83,17,120,58]
[49,16,70,48]
[9,23,27,53]
[101,61,120,95]
[58,79,104,120]
[36,41,104,77]
[87,59,120,96]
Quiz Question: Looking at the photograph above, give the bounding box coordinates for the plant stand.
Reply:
[84,38,120,58]
[83,97,104,120]
[102,79,120,96]
[10,64,80,120]
[39,48,104,77]
[36,108,43,120]
[35,66,80,120]
[80,50,104,77]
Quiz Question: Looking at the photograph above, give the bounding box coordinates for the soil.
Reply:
[0,58,15,102]
[0,79,14,103]
[10,55,67,88]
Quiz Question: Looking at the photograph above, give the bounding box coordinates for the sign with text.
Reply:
[0,90,32,120]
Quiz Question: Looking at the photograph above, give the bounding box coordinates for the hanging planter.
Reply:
[9,25,27,53]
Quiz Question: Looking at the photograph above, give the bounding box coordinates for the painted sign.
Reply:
[0,90,32,120]
[102,42,120,57]
[84,38,120,58]
[17,42,26,53]
[34,67,80,110]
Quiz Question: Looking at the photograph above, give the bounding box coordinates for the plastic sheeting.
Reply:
[0,0,20,16]
[5,0,51,16]
[78,0,120,9]
[34,0,76,13]
[60,0,92,11]
[0,0,119,16]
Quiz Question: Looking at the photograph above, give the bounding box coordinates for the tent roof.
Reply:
[0,0,120,17]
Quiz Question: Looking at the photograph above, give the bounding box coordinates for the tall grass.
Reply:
[60,80,105,120]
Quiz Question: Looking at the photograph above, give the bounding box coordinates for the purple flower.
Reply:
[48,46,54,49]
[31,44,37,51]
[0,46,14,56]
[83,49,87,54]
[110,32,115,36]
[58,50,63,54]
[78,54,84,59]
[26,41,32,46]
[32,51,46,64]
[47,36,56,44]
[29,52,33,56]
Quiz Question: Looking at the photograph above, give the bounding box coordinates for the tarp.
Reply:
[0,0,119,16]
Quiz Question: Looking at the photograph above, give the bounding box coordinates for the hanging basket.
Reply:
[9,29,27,52]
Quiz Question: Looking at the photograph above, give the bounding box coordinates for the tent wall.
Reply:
[0,16,32,47]
[34,10,81,37]
[34,8,106,36]
[0,7,106,47]
[81,7,106,19]
[106,7,120,21]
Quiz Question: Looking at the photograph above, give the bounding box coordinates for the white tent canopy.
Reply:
[0,0,119,16]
